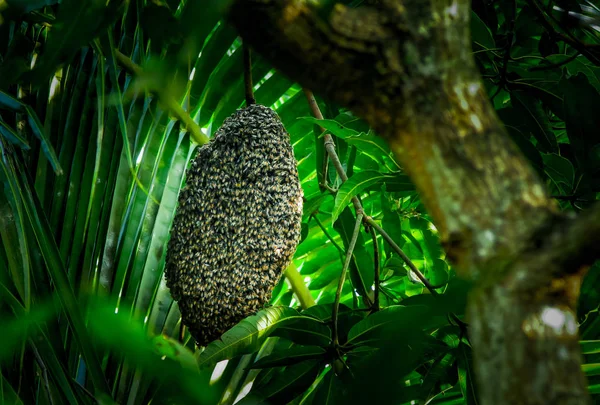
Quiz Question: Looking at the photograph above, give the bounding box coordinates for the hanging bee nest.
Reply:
[165,104,303,346]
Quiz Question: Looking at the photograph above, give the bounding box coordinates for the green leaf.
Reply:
[26,0,127,85]
[333,171,395,223]
[312,369,339,405]
[302,193,333,222]
[255,359,323,404]
[511,92,558,154]
[0,90,25,112]
[0,118,29,150]
[152,335,198,372]
[302,303,351,322]
[471,10,495,50]
[457,343,479,405]
[583,363,600,377]
[345,305,430,347]
[270,317,332,347]
[0,140,109,394]
[561,74,600,175]
[299,116,361,139]
[197,307,310,368]
[542,153,575,193]
[250,346,327,369]
[581,340,600,355]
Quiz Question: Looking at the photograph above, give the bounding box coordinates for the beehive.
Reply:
[165,104,303,346]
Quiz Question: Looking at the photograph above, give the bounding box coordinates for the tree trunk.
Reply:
[226,0,600,403]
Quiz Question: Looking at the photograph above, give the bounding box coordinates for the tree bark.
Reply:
[226,0,600,403]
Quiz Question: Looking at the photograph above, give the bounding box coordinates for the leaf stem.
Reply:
[243,42,256,106]
[284,262,316,309]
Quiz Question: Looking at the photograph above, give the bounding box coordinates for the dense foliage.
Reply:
[0,0,599,404]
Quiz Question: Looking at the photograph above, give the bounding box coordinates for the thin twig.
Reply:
[528,52,580,71]
[370,225,380,312]
[303,89,330,189]
[243,42,256,106]
[32,343,54,405]
[491,0,516,101]
[365,216,438,295]
[302,88,436,295]
[333,212,364,346]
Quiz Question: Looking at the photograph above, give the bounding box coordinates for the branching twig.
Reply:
[243,42,256,106]
[365,217,439,295]
[333,212,364,346]
[303,88,436,295]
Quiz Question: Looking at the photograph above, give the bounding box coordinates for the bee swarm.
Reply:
[165,104,303,346]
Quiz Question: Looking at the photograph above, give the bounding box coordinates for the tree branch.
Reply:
[228,1,595,403]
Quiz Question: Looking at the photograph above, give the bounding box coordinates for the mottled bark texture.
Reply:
[227,0,600,404]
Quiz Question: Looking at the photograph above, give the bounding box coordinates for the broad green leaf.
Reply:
[457,343,479,405]
[299,116,361,139]
[302,303,351,322]
[581,341,600,355]
[312,369,339,405]
[270,317,332,347]
[197,307,309,368]
[250,346,326,369]
[255,359,323,404]
[0,373,24,405]
[583,363,600,376]
[471,10,495,50]
[346,305,430,346]
[302,193,333,221]
[333,171,395,223]
[542,153,575,193]
[511,92,558,154]
[152,335,198,372]
[339,334,437,404]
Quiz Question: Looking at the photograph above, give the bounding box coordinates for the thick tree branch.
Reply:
[229,0,556,276]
